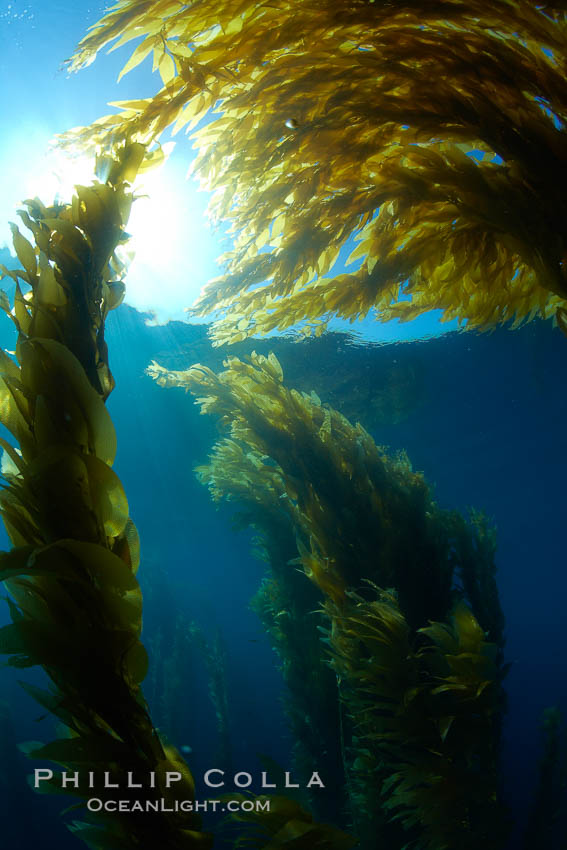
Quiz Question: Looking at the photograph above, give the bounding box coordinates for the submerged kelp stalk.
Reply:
[144,574,234,776]
[148,352,508,848]
[0,146,211,849]
[60,0,567,341]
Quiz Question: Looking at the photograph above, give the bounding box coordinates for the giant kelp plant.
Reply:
[149,352,508,849]
[0,146,212,849]
[60,0,567,341]
[0,149,354,850]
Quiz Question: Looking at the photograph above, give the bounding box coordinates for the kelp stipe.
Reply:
[148,352,509,848]
[59,0,567,341]
[149,355,352,822]
[0,146,212,849]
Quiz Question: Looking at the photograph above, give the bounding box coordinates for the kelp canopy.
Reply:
[61,0,567,342]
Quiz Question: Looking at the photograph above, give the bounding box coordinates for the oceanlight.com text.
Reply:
[86,798,270,814]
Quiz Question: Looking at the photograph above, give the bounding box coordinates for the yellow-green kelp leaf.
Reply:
[328,588,506,850]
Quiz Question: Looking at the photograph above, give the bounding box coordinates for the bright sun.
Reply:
[125,148,222,323]
[1,139,223,324]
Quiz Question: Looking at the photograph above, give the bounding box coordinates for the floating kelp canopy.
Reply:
[60,0,567,341]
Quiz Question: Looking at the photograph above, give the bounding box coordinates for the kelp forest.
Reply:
[0,2,566,849]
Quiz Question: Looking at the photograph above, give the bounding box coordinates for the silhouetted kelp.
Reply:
[60,0,567,341]
[0,699,21,793]
[143,573,234,777]
[149,352,509,848]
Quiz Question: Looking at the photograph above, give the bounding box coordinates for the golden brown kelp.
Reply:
[149,352,508,847]
[0,147,211,849]
[327,589,506,850]
[150,353,474,629]
[452,509,505,652]
[61,0,567,340]
[252,571,345,824]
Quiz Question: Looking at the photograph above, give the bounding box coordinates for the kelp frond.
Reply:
[148,351,504,636]
[61,0,567,340]
[327,588,506,849]
[149,351,508,846]
[0,146,211,849]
